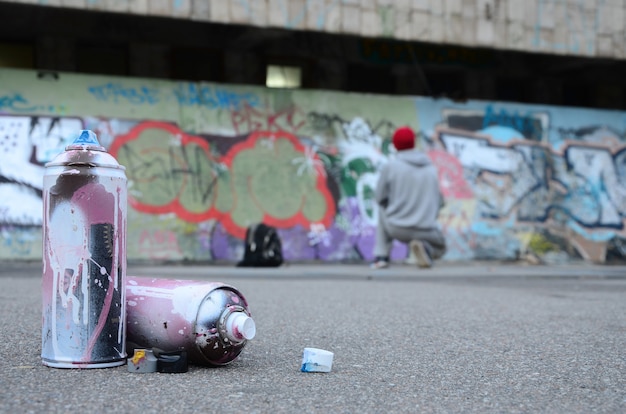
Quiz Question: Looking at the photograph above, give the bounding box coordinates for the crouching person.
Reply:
[371,126,446,269]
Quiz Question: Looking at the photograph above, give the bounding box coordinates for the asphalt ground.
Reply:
[1,261,625,413]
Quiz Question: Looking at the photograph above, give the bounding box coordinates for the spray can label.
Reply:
[41,130,127,368]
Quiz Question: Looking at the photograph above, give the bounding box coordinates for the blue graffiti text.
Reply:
[88,83,160,105]
[0,93,38,112]
[173,83,259,110]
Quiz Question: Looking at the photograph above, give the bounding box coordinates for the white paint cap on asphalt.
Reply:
[300,347,334,373]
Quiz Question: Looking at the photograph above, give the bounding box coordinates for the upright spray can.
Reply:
[126,277,256,366]
[42,130,127,368]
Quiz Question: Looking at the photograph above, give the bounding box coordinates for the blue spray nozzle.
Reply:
[73,130,100,146]
[67,130,105,151]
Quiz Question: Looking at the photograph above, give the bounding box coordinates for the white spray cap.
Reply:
[224,312,256,343]
[301,347,334,373]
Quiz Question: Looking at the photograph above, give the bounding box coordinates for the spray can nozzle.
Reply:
[222,310,256,343]
[66,130,106,151]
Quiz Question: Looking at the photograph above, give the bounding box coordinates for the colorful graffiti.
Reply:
[110,122,335,239]
[1,68,625,263]
[418,99,626,262]
[433,129,626,259]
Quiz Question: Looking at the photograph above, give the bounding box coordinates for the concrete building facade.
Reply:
[3,0,626,60]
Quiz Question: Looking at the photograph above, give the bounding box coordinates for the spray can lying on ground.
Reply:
[41,130,127,368]
[126,277,256,366]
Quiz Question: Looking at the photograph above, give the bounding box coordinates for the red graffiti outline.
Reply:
[110,123,335,239]
[221,130,335,238]
[109,121,228,223]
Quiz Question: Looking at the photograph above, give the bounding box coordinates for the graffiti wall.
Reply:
[1,68,625,263]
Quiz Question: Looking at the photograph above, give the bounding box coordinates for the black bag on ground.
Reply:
[236,223,283,267]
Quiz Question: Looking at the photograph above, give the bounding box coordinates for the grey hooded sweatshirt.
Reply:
[375,150,443,230]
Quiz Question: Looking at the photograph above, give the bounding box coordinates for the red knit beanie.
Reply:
[392,126,415,151]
